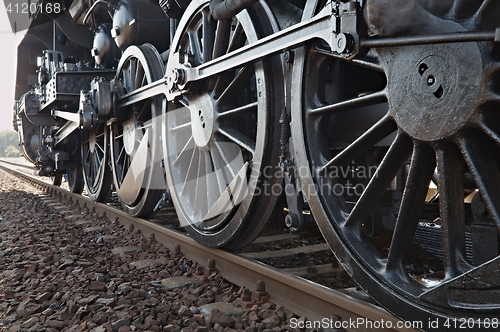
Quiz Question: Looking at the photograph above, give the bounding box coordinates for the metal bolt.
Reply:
[256,280,266,292]
[427,75,435,86]
[206,258,217,274]
[242,288,251,301]
[173,68,185,85]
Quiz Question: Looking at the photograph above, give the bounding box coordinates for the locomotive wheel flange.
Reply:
[162,0,284,249]
[292,0,500,328]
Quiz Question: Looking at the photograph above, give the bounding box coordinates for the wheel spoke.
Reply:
[218,101,258,119]
[308,91,387,117]
[171,122,191,133]
[130,59,138,90]
[473,0,493,22]
[386,144,435,275]
[319,115,397,173]
[479,114,500,146]
[194,150,208,220]
[436,145,469,278]
[210,142,231,193]
[174,136,195,167]
[227,22,245,53]
[343,132,413,230]
[460,134,500,232]
[96,143,105,155]
[181,146,200,199]
[135,102,148,122]
[213,19,231,59]
[202,9,215,63]
[351,58,385,73]
[217,66,253,103]
[217,127,256,155]
[214,139,240,177]
[204,148,219,211]
[188,31,203,65]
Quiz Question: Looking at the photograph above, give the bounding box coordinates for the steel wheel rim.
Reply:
[110,44,165,217]
[292,0,500,325]
[163,0,281,247]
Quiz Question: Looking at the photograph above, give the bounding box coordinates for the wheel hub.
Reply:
[189,93,216,147]
[123,117,142,155]
[381,24,484,141]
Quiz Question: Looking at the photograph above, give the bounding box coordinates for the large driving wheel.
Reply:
[82,123,112,202]
[110,44,166,217]
[292,0,500,328]
[163,0,283,248]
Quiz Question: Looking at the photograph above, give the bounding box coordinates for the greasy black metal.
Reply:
[112,0,170,52]
[209,0,258,20]
[93,24,121,68]
[50,10,94,49]
[292,0,500,329]
[39,70,114,112]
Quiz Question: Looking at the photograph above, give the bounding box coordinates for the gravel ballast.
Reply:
[0,169,306,332]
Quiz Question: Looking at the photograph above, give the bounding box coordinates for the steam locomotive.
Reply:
[11,0,500,329]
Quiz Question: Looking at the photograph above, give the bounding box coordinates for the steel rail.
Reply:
[0,160,418,332]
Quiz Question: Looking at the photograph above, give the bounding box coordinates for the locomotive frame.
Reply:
[11,0,500,329]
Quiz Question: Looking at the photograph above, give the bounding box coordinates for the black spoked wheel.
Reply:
[110,44,166,217]
[292,0,500,327]
[163,0,283,248]
[82,122,112,202]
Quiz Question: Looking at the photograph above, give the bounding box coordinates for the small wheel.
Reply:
[292,0,500,327]
[67,166,84,194]
[51,174,62,186]
[110,44,166,217]
[163,0,283,248]
[82,122,112,202]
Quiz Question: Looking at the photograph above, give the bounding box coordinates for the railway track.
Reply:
[0,158,420,331]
